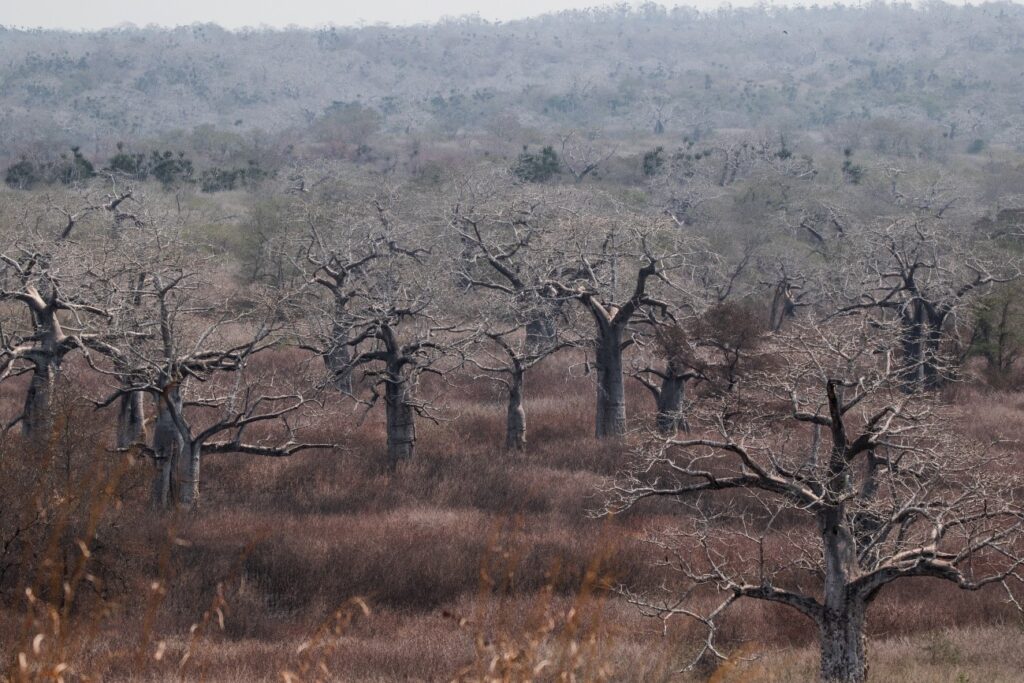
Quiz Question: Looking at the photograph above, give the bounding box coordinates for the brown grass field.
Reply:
[2,353,1024,681]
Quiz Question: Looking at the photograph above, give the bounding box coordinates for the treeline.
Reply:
[4,143,268,192]
[1,3,1023,165]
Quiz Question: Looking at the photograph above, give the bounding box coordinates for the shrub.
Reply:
[513,145,561,182]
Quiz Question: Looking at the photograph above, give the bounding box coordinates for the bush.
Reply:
[512,145,561,182]
[4,158,40,189]
[641,146,664,176]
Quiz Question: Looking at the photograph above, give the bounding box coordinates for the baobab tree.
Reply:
[544,213,686,438]
[446,173,572,354]
[836,218,1020,389]
[465,321,574,451]
[295,182,412,395]
[342,291,453,468]
[92,223,326,509]
[0,189,132,441]
[608,315,1024,682]
[316,191,454,469]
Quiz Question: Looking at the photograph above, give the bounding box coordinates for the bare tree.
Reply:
[446,174,571,355]
[91,222,327,509]
[322,193,454,469]
[295,184,409,395]
[835,218,1020,389]
[466,323,573,451]
[558,130,617,184]
[0,188,133,440]
[608,315,1024,682]
[544,214,683,438]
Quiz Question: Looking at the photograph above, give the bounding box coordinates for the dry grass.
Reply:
[3,358,1024,681]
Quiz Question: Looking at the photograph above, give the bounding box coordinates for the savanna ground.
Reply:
[2,351,1024,682]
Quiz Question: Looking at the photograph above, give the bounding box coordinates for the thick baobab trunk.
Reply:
[22,360,58,440]
[505,371,527,451]
[151,386,184,510]
[116,390,146,448]
[594,324,626,438]
[384,365,416,469]
[179,444,202,510]
[818,603,868,683]
[655,371,687,434]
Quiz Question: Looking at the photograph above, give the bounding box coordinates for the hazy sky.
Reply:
[2,0,788,30]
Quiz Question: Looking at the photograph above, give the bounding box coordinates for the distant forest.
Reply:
[1,2,1022,174]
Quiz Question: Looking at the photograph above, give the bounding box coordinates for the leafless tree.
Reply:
[294,182,412,396]
[544,213,685,438]
[607,315,1024,682]
[318,193,456,469]
[0,188,134,440]
[446,173,573,355]
[835,218,1020,389]
[558,130,617,184]
[90,222,327,509]
[466,322,574,451]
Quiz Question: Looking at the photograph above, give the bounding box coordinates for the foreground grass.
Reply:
[702,625,1024,683]
[4,363,1024,680]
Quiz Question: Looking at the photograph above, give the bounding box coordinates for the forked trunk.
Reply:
[385,366,416,469]
[116,390,146,449]
[818,602,867,683]
[594,325,626,437]
[505,371,526,451]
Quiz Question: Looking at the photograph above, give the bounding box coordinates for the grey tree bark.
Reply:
[384,360,416,469]
[505,369,527,451]
[151,385,184,509]
[524,314,558,355]
[22,359,58,440]
[817,599,867,682]
[324,332,354,394]
[654,370,688,434]
[594,322,627,437]
[116,390,146,449]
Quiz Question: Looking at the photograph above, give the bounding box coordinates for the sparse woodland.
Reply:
[3,3,1024,682]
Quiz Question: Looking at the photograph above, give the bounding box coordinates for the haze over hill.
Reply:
[1,2,1022,169]
[4,0,837,30]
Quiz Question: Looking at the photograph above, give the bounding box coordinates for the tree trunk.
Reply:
[22,360,58,441]
[525,313,558,355]
[818,602,868,683]
[505,371,527,451]
[655,372,687,434]
[152,386,184,510]
[384,366,416,469]
[116,390,146,449]
[594,324,626,438]
[178,443,201,510]
[324,340,353,394]
[900,308,946,391]
[818,498,866,682]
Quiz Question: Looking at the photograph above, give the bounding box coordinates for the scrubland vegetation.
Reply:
[4,3,1024,682]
